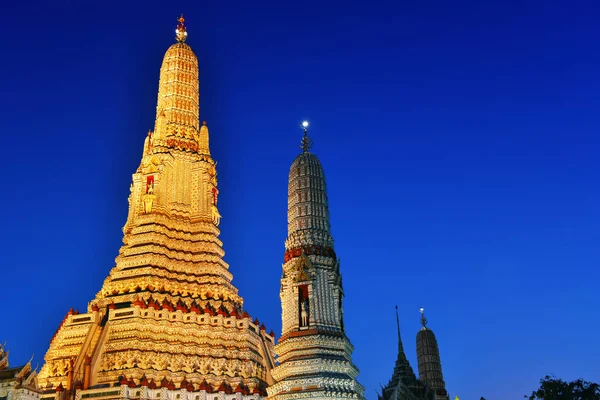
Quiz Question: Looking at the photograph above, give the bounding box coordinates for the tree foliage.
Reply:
[525,375,600,400]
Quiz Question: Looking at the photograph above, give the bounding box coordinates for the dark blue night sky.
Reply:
[1,1,599,399]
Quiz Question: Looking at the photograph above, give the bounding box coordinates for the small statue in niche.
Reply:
[300,298,309,327]
[143,179,156,213]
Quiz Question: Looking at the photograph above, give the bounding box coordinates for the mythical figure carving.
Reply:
[300,299,309,327]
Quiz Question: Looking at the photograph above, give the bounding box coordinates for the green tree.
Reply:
[525,375,600,400]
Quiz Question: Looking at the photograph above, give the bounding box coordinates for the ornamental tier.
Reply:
[37,16,275,400]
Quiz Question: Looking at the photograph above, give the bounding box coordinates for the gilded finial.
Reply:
[420,307,428,328]
[175,14,188,43]
[300,121,312,152]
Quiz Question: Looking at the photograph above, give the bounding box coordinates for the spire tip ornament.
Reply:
[420,307,428,328]
[395,305,404,351]
[300,120,313,152]
[175,14,188,43]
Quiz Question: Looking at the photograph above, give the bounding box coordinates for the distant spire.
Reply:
[395,305,404,352]
[300,121,312,152]
[420,307,428,329]
[416,306,448,398]
[383,305,419,395]
[175,14,188,43]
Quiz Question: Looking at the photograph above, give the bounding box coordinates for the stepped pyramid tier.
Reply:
[416,309,449,400]
[37,16,275,400]
[268,123,365,400]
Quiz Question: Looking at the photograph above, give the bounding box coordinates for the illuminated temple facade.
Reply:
[36,17,275,400]
[377,309,449,400]
[267,129,365,399]
[5,15,453,400]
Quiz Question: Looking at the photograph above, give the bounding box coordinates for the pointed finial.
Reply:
[300,121,312,152]
[175,14,188,43]
[395,305,400,337]
[395,305,404,352]
[420,307,428,328]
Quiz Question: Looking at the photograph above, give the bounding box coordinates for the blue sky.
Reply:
[1,1,599,399]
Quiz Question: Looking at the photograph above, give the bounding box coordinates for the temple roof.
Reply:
[0,347,37,391]
[0,365,32,381]
[379,307,424,400]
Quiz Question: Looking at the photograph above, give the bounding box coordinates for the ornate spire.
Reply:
[396,305,405,352]
[175,14,188,43]
[152,17,199,142]
[284,121,332,248]
[380,306,420,399]
[420,307,428,329]
[300,121,312,152]
[271,121,365,400]
[37,18,276,394]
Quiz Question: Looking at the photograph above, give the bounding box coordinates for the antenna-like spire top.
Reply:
[175,14,188,43]
[395,305,404,352]
[300,121,313,152]
[420,307,428,328]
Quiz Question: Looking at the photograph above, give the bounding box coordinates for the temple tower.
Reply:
[268,123,365,400]
[416,309,449,400]
[37,16,275,400]
[378,307,424,400]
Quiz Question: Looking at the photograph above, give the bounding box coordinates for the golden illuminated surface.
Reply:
[37,17,274,400]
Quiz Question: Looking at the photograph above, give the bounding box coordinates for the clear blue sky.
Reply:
[1,1,599,399]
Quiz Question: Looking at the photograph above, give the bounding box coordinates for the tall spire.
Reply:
[152,16,200,143]
[420,307,428,329]
[396,305,405,352]
[380,306,421,400]
[285,121,332,244]
[37,17,276,396]
[269,122,364,400]
[175,14,188,43]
